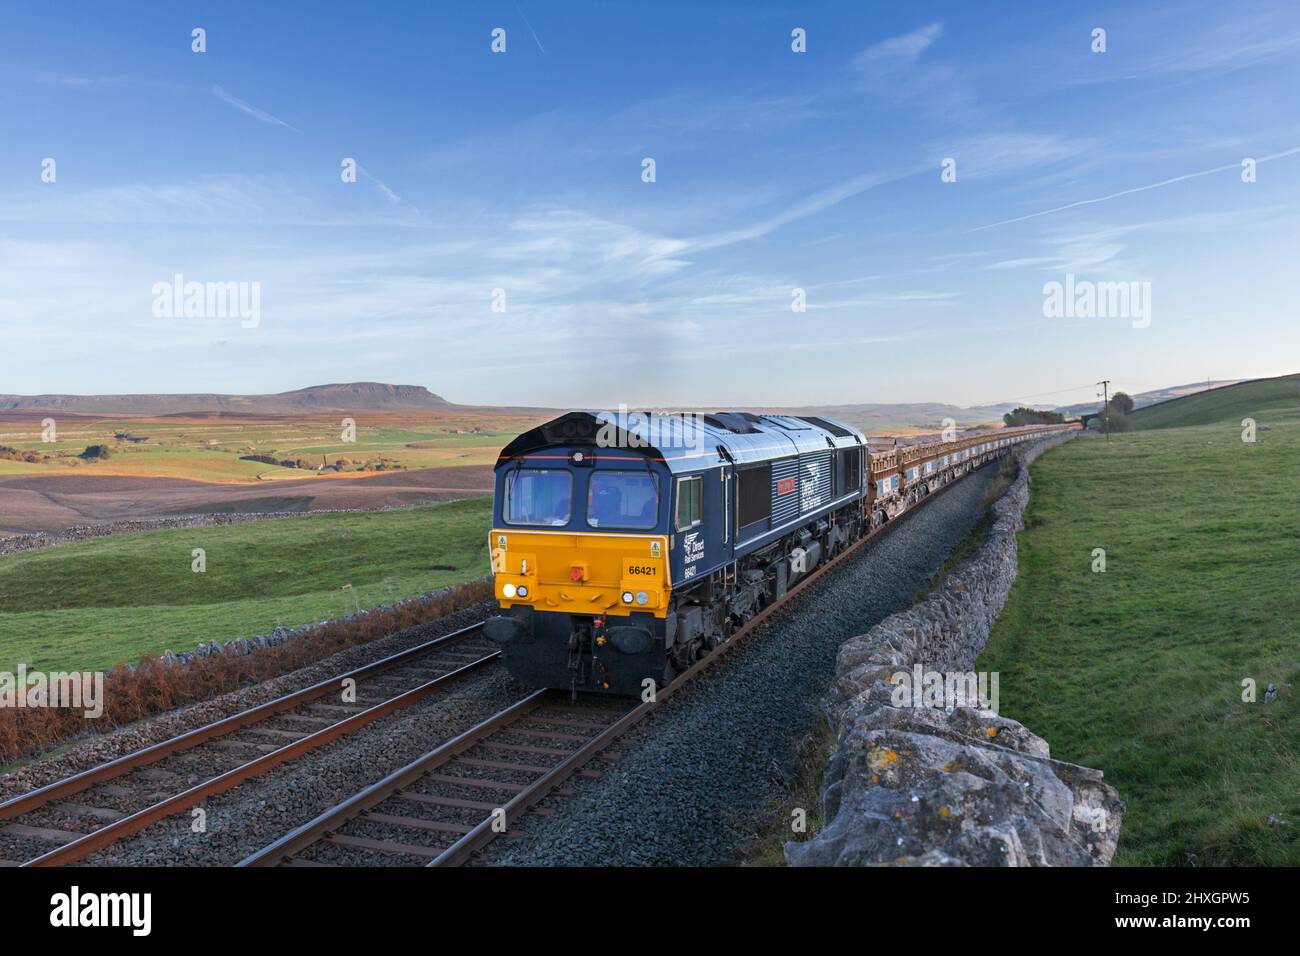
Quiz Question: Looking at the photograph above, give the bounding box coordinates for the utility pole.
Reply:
[1097,379,1111,443]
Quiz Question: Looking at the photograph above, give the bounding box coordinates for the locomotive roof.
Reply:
[496,410,867,474]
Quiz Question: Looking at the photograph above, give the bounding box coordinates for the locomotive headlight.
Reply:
[502,583,517,598]
[622,591,634,604]
[635,591,648,605]
[516,585,529,598]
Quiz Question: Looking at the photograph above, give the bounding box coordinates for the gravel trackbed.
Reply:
[486,466,998,866]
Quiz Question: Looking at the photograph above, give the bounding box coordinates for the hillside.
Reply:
[978,395,1299,864]
[1053,379,1245,419]
[1128,373,1300,429]
[0,382,454,415]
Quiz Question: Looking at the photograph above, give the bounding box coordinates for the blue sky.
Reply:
[2,0,1298,408]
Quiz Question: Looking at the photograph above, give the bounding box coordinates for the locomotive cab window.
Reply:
[504,469,572,526]
[587,471,660,529]
[675,475,703,530]
[736,462,772,535]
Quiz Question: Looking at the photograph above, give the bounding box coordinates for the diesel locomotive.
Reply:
[483,410,1074,696]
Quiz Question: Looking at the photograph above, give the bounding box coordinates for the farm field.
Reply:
[0,463,496,535]
[0,409,542,533]
[978,376,1300,865]
[0,409,547,481]
[0,497,494,674]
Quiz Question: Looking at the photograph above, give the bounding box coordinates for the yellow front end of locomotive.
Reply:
[489,530,672,618]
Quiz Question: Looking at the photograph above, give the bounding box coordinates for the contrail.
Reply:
[972,145,1300,231]
[514,1,546,54]
[211,85,299,132]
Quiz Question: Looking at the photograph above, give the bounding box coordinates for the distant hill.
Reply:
[1054,380,1244,419]
[1128,373,1300,430]
[774,402,1021,432]
[0,383,454,415]
[1,377,1276,428]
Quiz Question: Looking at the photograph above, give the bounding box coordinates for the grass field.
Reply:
[978,375,1299,865]
[0,498,493,674]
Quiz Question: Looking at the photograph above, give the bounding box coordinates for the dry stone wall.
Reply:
[786,433,1125,867]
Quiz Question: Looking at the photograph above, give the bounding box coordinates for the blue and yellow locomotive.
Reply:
[483,410,870,695]
[483,410,1072,696]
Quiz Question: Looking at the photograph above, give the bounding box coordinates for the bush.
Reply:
[1003,407,1067,426]
[0,446,42,463]
[79,445,111,460]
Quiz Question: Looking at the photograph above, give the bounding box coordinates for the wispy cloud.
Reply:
[0,175,423,227]
[853,23,967,112]
[855,23,943,68]
[685,167,918,252]
[1108,7,1300,80]
[931,131,1091,180]
[211,85,299,131]
[33,70,126,88]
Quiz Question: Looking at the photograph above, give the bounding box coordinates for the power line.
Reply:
[971,382,1100,408]
[974,380,1183,411]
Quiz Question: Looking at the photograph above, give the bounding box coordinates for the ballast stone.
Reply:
[787,432,1125,867]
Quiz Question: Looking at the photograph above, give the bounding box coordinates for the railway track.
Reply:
[0,621,498,867]
[239,690,635,866]
[241,456,999,867]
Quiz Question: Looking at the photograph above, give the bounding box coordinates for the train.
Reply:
[483,410,1076,696]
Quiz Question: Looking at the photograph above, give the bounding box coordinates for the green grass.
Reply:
[1130,372,1300,430]
[0,498,493,674]
[978,378,1300,865]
